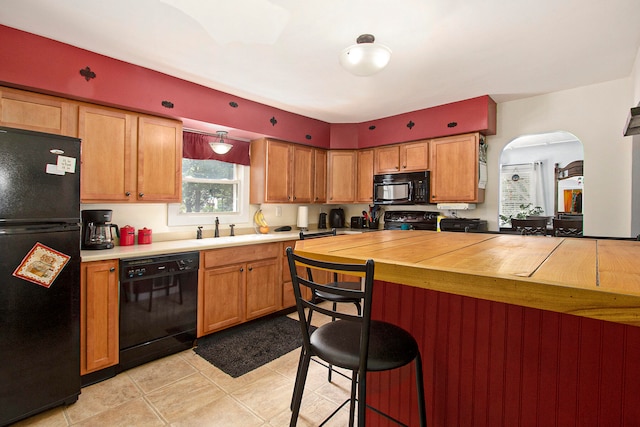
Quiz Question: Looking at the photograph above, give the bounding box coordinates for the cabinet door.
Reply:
[81,260,119,375]
[265,140,292,202]
[327,150,356,203]
[199,264,245,336]
[356,149,374,203]
[246,258,280,320]
[137,115,182,202]
[79,105,136,202]
[292,145,314,203]
[430,133,481,202]
[0,87,77,136]
[374,145,401,174]
[401,140,430,172]
[313,149,327,203]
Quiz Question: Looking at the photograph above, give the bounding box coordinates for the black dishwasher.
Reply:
[118,251,199,372]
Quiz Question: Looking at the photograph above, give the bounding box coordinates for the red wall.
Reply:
[358,95,497,148]
[368,281,640,427]
[0,25,331,147]
[0,24,496,149]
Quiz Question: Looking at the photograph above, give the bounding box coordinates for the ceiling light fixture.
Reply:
[209,131,233,154]
[339,34,392,76]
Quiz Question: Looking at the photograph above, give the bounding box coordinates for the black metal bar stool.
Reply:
[286,247,427,427]
[299,229,362,382]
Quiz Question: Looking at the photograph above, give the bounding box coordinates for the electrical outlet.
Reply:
[275,206,282,217]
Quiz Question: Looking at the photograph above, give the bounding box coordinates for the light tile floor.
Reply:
[12,306,360,426]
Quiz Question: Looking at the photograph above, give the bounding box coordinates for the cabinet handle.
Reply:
[240,267,244,272]
[109,267,115,272]
[402,165,407,168]
[125,191,131,196]
[139,192,144,198]
[248,266,253,271]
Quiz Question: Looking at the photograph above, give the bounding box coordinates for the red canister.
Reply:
[120,225,136,246]
[138,227,152,245]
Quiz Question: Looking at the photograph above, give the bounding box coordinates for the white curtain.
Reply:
[499,162,547,225]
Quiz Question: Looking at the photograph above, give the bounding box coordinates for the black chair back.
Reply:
[299,228,337,240]
[299,228,337,281]
[286,247,374,370]
[511,218,548,235]
[553,218,583,237]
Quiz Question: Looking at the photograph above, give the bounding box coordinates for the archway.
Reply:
[498,131,584,229]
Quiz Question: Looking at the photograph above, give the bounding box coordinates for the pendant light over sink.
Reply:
[339,34,392,76]
[209,131,233,154]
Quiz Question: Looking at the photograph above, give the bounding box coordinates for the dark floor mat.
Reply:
[194,315,313,378]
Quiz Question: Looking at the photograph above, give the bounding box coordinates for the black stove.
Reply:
[439,217,488,233]
[383,210,488,232]
[383,210,440,231]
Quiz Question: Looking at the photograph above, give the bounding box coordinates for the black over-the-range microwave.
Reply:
[373,171,430,205]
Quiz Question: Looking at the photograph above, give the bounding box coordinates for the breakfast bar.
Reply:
[295,231,640,427]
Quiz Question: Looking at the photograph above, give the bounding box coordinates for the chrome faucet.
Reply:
[214,217,220,238]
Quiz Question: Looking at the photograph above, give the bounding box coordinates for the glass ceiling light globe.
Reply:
[339,34,392,76]
[209,131,233,154]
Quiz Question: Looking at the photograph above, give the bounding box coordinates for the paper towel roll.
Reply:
[297,206,309,229]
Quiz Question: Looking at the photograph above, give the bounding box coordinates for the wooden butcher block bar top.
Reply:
[294,230,640,327]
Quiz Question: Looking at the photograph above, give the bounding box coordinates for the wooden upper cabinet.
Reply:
[429,132,484,203]
[374,140,429,174]
[401,140,430,172]
[0,86,78,136]
[250,138,318,204]
[327,150,357,203]
[79,105,137,202]
[137,115,182,202]
[251,138,291,203]
[291,145,314,203]
[374,145,401,174]
[80,107,182,203]
[313,149,327,203]
[356,149,374,203]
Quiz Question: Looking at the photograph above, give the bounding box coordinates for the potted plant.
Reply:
[499,203,545,227]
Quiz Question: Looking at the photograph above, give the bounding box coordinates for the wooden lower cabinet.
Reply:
[199,263,245,334]
[80,260,119,375]
[198,243,281,336]
[246,258,280,319]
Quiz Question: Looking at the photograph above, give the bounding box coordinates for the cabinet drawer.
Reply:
[203,242,280,268]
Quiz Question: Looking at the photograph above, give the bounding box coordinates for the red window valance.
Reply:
[182,131,250,166]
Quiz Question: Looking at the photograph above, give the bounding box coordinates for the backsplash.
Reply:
[80,203,376,242]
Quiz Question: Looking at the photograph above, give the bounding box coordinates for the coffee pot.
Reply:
[81,209,120,250]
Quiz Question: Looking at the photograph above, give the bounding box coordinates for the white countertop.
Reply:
[80,229,368,262]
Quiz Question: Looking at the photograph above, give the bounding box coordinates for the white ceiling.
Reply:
[1,0,640,125]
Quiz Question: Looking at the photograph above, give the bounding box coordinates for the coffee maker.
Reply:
[81,209,119,250]
[318,212,327,229]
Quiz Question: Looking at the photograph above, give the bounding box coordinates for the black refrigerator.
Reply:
[0,126,82,426]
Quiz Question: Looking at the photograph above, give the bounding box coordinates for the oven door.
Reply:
[374,181,413,204]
